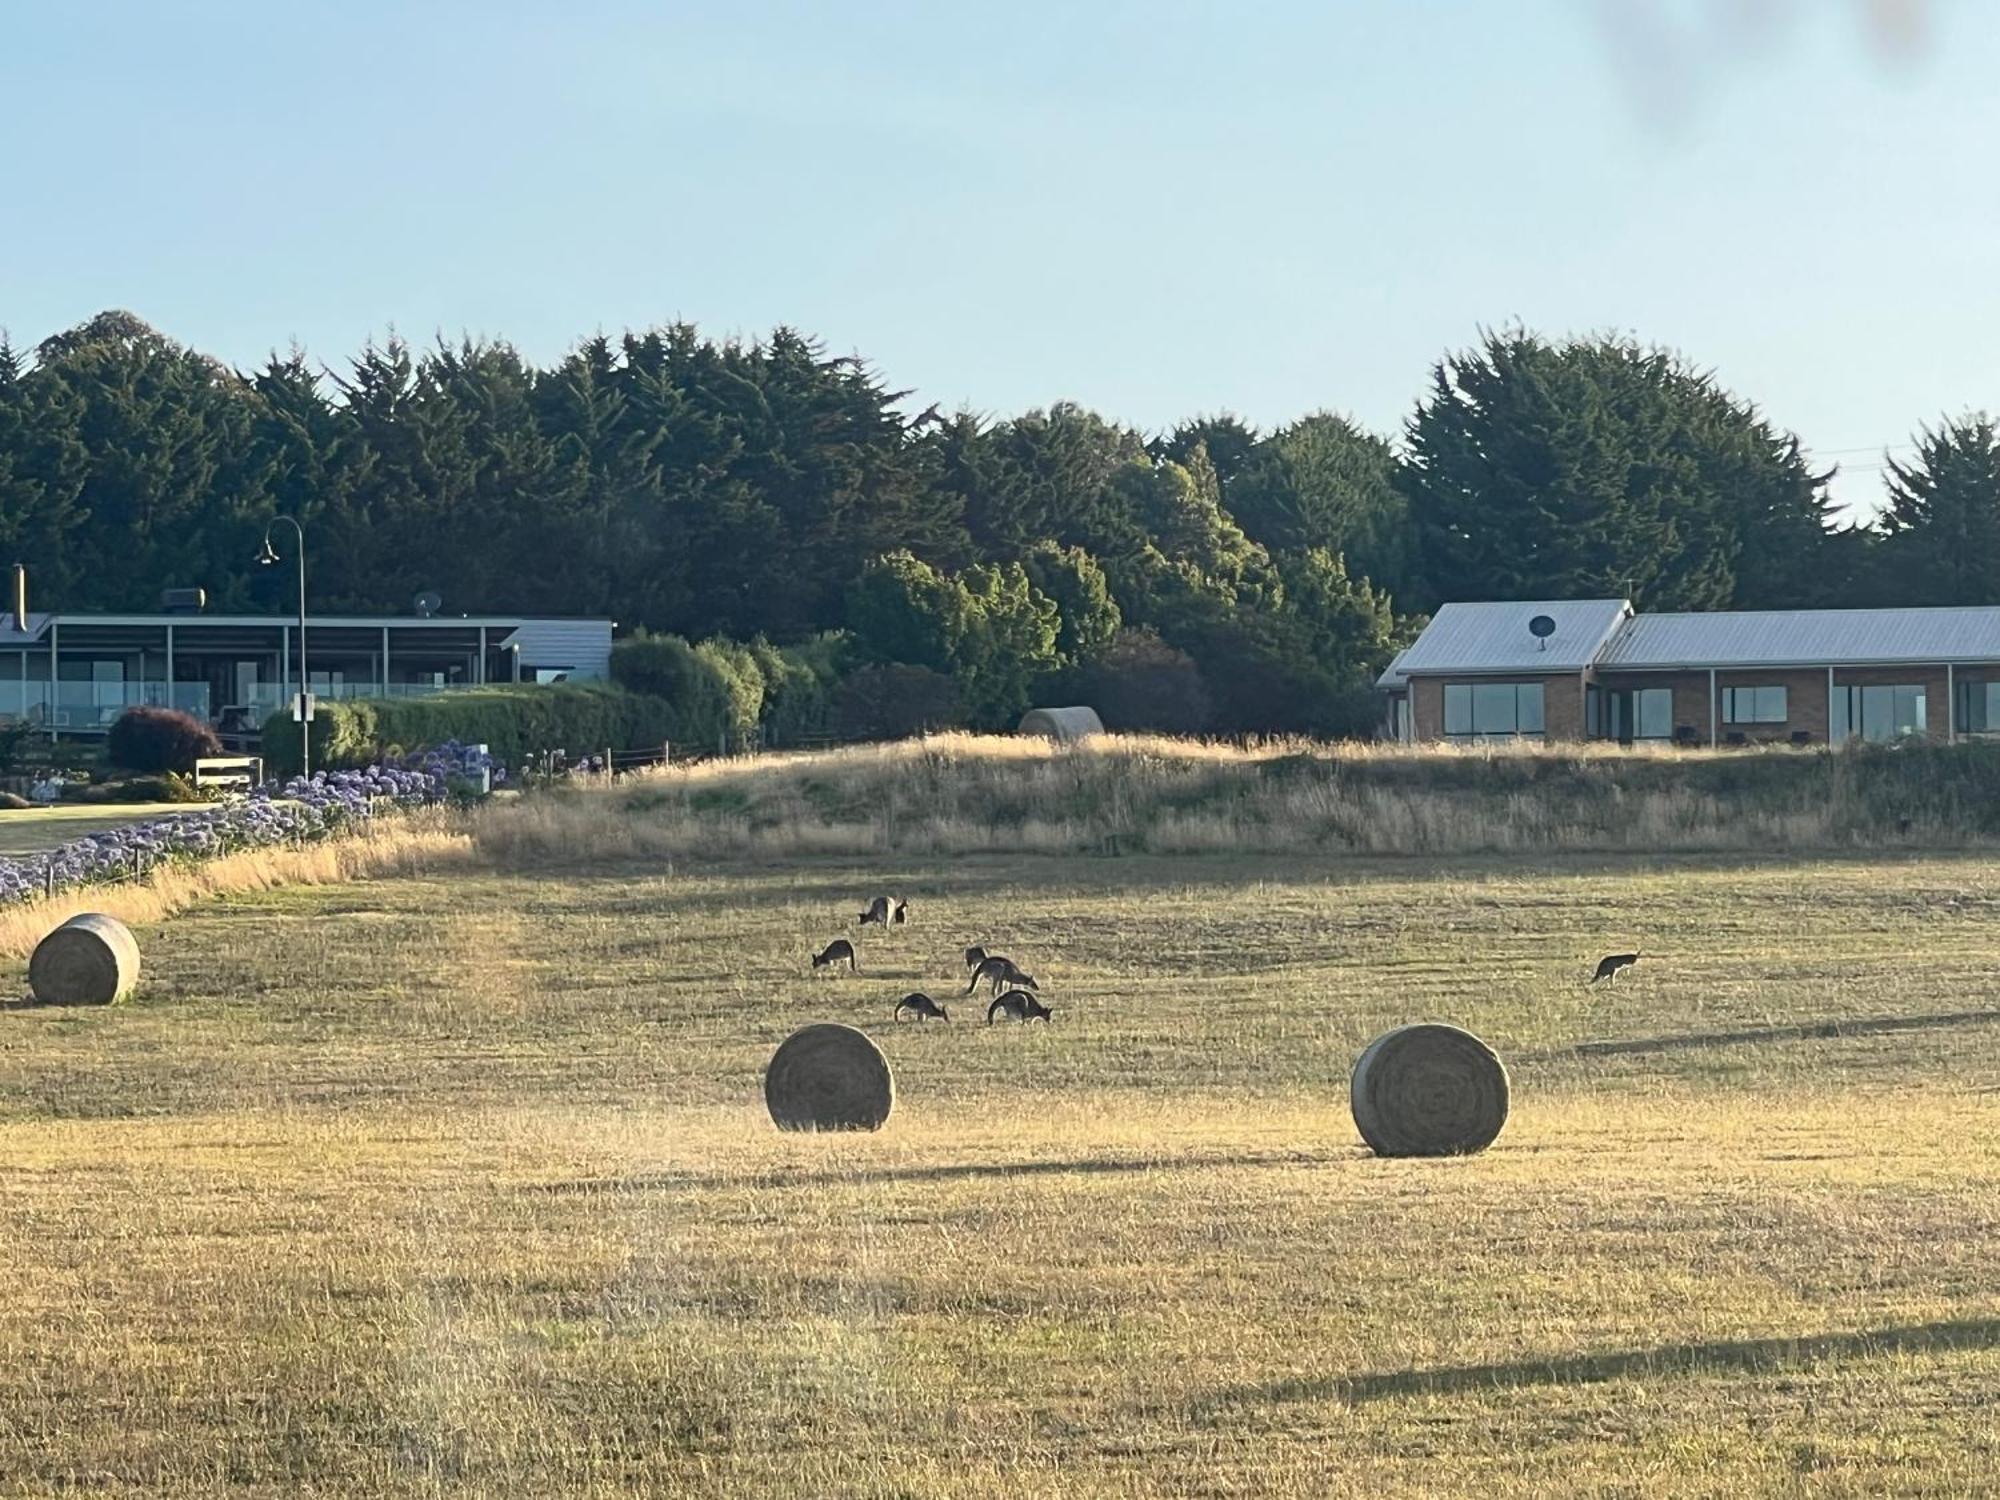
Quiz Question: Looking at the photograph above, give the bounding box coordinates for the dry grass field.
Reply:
[0,813,1996,1492]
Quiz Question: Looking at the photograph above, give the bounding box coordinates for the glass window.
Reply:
[1634,687,1673,740]
[1955,680,2000,733]
[1444,682,1545,740]
[1722,685,1787,724]
[1444,683,1471,736]
[1835,684,1929,742]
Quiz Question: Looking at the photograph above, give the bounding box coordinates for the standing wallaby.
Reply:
[891,899,909,925]
[894,992,949,1022]
[966,955,1036,996]
[856,896,891,927]
[812,938,859,974]
[987,990,1052,1024]
[964,945,987,971]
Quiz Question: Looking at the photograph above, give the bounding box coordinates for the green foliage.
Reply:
[752,633,848,745]
[259,684,679,776]
[1403,330,1839,612]
[847,552,1060,727]
[1875,415,2000,606]
[106,705,223,773]
[1021,543,1121,668]
[1071,628,1213,735]
[830,664,964,741]
[1224,413,1410,593]
[694,638,765,748]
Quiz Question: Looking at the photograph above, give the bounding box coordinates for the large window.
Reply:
[1587,686,1672,742]
[1956,679,2000,734]
[1444,681,1545,740]
[1832,684,1927,742]
[1722,685,1787,724]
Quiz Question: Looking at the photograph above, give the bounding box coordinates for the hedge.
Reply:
[260,683,679,777]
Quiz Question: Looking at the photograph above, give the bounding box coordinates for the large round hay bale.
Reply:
[1017,706,1105,743]
[765,1023,894,1132]
[1350,1023,1508,1157]
[29,912,140,1006]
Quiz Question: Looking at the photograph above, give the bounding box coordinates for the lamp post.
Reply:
[257,516,309,777]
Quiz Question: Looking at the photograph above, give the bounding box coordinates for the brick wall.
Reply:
[1409,673,1589,742]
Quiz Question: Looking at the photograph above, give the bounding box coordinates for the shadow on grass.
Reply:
[1205,1318,2000,1410]
[1535,1008,2000,1060]
[532,1146,1365,1196]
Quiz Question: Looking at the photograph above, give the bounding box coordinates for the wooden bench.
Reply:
[194,755,263,796]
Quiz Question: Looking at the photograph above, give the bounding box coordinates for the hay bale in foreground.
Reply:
[765,1023,894,1132]
[1350,1022,1508,1157]
[29,912,140,1006]
[1017,706,1105,743]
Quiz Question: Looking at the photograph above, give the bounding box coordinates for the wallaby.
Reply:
[964,945,987,971]
[856,896,891,927]
[812,938,859,974]
[891,899,909,925]
[966,955,1036,996]
[987,990,1052,1024]
[894,992,949,1022]
[1591,950,1641,984]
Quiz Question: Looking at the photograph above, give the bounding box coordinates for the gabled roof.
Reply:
[1374,647,1411,691]
[1392,599,1632,677]
[1599,607,2000,669]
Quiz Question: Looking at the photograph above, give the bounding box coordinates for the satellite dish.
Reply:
[414,590,442,619]
[1528,614,1556,651]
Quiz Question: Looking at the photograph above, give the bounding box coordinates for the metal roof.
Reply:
[1599,607,2000,669]
[1374,647,1411,691]
[1392,599,1632,677]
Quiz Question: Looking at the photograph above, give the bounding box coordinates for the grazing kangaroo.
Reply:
[987,990,1052,1024]
[1592,951,1641,984]
[964,945,987,971]
[891,899,909,925]
[856,896,891,926]
[812,938,859,974]
[894,992,949,1022]
[966,955,1036,996]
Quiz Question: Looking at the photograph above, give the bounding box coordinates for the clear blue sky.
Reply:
[0,1,1988,519]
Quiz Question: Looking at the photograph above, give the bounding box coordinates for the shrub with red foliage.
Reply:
[106,705,223,773]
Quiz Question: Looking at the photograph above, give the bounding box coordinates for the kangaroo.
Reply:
[964,945,987,971]
[966,955,1036,996]
[856,896,891,927]
[987,990,1052,1024]
[894,992,949,1022]
[1591,951,1641,984]
[812,938,859,974]
[891,899,909,925]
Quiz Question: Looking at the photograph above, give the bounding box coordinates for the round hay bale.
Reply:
[765,1023,894,1133]
[1016,706,1105,743]
[1350,1023,1508,1157]
[29,912,140,1007]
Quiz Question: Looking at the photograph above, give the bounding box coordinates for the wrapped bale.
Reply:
[29,912,140,1006]
[1350,1022,1508,1157]
[1017,706,1104,743]
[765,1022,894,1132]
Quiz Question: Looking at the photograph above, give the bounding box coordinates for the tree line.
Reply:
[0,310,1995,737]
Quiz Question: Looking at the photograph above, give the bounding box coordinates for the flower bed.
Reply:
[0,748,487,908]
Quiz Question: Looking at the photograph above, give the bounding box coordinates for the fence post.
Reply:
[604,746,613,779]
[662,741,671,767]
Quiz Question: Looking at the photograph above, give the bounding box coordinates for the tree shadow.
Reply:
[1536,1007,2000,1060]
[530,1146,1364,1197]
[1203,1318,2000,1410]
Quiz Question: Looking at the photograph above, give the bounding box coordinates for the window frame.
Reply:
[1443,681,1547,742]
[1721,684,1788,725]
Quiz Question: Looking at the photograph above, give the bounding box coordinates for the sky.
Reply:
[0,0,1991,521]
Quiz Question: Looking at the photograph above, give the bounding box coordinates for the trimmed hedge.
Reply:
[260,683,679,777]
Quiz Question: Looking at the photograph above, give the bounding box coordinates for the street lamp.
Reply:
[258,515,309,777]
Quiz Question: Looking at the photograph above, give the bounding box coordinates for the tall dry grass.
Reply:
[0,812,473,960]
[472,731,1998,863]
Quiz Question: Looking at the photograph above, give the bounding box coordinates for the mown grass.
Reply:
[0,842,1994,1496]
[0,801,192,855]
